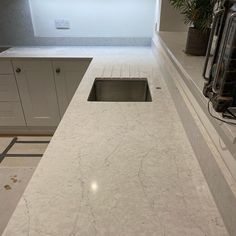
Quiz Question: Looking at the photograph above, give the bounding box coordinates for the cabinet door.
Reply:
[12,60,60,126]
[0,75,20,101]
[53,59,91,116]
[0,102,26,126]
[0,60,14,74]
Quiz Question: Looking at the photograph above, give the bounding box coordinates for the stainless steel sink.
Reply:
[88,78,152,102]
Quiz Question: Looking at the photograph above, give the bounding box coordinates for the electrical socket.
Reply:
[55,19,70,29]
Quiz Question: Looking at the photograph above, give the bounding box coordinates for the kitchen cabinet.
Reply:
[0,60,13,74]
[0,75,20,101]
[0,56,91,132]
[13,59,60,127]
[53,59,91,116]
[0,60,26,127]
[0,102,26,126]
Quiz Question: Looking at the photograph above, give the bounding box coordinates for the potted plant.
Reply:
[169,0,220,56]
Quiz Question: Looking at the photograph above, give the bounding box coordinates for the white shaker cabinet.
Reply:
[0,60,26,126]
[0,60,14,74]
[53,59,91,116]
[0,102,26,126]
[0,74,20,101]
[12,59,60,127]
[0,57,91,132]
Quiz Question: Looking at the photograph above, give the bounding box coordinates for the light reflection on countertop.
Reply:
[90,181,99,193]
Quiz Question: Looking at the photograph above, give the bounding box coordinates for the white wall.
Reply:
[29,0,156,38]
[154,0,161,31]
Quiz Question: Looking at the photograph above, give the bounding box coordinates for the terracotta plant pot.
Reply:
[185,27,211,56]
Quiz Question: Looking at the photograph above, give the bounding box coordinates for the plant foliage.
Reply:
[169,0,223,31]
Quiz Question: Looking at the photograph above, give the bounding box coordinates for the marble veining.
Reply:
[2,48,229,235]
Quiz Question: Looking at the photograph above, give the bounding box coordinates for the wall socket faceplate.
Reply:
[55,19,70,29]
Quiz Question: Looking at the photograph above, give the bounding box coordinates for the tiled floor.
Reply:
[0,136,51,235]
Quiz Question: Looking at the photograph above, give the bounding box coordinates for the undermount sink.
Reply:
[88,78,152,102]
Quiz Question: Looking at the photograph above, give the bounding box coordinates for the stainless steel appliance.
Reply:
[203,0,236,116]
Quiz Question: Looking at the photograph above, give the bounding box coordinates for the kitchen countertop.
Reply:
[0,46,152,59]
[157,32,236,144]
[1,46,229,235]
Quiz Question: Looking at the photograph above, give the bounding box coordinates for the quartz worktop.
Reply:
[157,32,236,145]
[2,46,229,236]
[0,46,151,59]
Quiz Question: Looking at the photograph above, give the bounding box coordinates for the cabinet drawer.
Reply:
[0,102,26,126]
[0,60,14,74]
[0,75,20,101]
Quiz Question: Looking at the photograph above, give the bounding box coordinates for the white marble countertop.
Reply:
[2,46,229,235]
[157,32,236,144]
[0,46,151,59]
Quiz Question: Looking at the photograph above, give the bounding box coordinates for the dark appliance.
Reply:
[203,0,236,116]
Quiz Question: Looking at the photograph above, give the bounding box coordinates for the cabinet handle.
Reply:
[16,68,21,73]
[56,68,61,74]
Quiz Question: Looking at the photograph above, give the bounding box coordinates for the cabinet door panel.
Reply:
[13,60,60,126]
[0,102,26,126]
[0,60,13,74]
[0,75,20,101]
[53,59,91,116]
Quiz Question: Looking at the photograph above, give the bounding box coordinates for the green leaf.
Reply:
[168,0,223,31]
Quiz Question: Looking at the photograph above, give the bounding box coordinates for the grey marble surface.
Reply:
[158,31,236,145]
[153,37,236,236]
[2,47,229,235]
